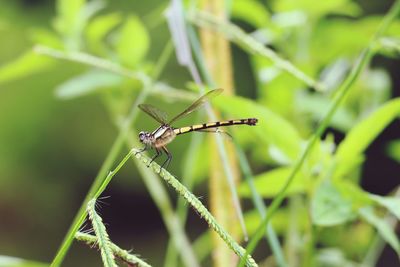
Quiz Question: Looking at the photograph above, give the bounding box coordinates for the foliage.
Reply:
[0,0,399,266]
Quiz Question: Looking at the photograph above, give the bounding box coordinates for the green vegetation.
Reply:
[0,0,399,266]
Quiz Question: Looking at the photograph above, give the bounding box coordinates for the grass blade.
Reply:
[76,232,152,267]
[133,149,258,267]
[188,10,324,91]
[86,199,117,267]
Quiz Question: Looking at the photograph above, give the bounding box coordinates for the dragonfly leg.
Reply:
[135,144,148,155]
[148,148,161,167]
[159,146,172,172]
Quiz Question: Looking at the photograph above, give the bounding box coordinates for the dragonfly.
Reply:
[136,88,258,171]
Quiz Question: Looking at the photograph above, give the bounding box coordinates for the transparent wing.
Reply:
[138,104,168,124]
[196,128,233,140]
[169,88,223,124]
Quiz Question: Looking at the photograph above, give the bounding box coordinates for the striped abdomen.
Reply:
[174,118,258,135]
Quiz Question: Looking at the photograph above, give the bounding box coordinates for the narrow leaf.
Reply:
[231,0,271,28]
[0,51,55,84]
[76,232,152,267]
[273,0,362,17]
[359,206,400,255]
[189,11,324,91]
[336,98,400,175]
[386,139,400,163]
[87,199,117,267]
[239,167,306,198]
[311,181,356,226]
[133,150,258,267]
[0,255,48,267]
[55,69,122,99]
[369,194,400,220]
[337,98,400,160]
[215,95,302,162]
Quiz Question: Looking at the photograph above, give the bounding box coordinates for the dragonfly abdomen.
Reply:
[174,118,258,135]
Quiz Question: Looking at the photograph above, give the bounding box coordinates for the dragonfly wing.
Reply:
[138,104,168,124]
[196,128,233,140]
[168,88,223,124]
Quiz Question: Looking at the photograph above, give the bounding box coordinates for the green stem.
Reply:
[236,144,287,267]
[118,128,201,267]
[188,10,324,91]
[87,199,117,267]
[238,1,400,266]
[134,150,258,267]
[187,7,287,264]
[34,45,198,103]
[361,188,400,266]
[189,10,287,265]
[50,132,134,267]
[34,45,149,83]
[76,232,152,267]
[164,132,204,267]
[49,41,177,266]
[51,92,144,265]
[183,6,248,240]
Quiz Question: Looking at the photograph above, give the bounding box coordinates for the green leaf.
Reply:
[311,180,356,226]
[296,91,356,132]
[239,167,306,198]
[29,28,64,48]
[214,95,302,162]
[335,98,400,177]
[386,139,400,163]
[316,248,362,267]
[369,194,400,220]
[336,180,372,207]
[55,0,105,50]
[0,51,55,84]
[0,255,48,267]
[116,16,150,68]
[231,0,271,28]
[311,18,400,65]
[378,37,400,57]
[273,0,361,18]
[55,69,122,99]
[86,12,123,54]
[359,206,400,255]
[55,0,86,36]
[244,207,308,235]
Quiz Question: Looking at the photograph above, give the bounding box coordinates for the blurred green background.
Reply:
[0,0,399,266]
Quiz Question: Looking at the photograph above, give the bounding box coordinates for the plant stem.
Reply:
[76,232,152,267]
[134,150,258,267]
[50,131,135,267]
[163,132,204,267]
[236,144,288,267]
[361,188,400,266]
[49,40,191,267]
[86,199,117,267]
[188,10,324,91]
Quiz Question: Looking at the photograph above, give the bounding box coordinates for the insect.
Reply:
[137,88,258,171]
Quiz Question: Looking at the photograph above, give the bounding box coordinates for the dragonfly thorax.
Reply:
[139,126,177,148]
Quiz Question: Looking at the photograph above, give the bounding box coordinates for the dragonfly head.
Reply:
[139,131,151,144]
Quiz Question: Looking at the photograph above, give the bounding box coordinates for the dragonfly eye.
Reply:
[139,131,146,142]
